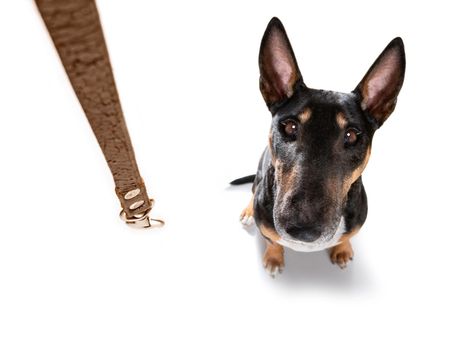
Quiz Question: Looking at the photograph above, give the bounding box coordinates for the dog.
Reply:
[231,17,406,277]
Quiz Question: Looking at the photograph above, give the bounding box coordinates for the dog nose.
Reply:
[285,226,321,242]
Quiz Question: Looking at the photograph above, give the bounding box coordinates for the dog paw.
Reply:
[239,207,254,226]
[330,240,354,269]
[240,215,254,226]
[263,257,284,278]
[263,245,285,278]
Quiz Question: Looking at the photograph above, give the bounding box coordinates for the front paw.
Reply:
[263,244,285,278]
[239,205,254,226]
[330,240,354,269]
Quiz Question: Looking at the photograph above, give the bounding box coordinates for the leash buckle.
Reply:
[119,199,165,229]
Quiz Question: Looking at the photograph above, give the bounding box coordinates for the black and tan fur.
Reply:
[233,18,406,277]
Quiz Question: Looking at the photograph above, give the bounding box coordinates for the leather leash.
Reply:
[35,0,163,228]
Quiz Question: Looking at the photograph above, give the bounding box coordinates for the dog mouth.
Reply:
[276,217,345,252]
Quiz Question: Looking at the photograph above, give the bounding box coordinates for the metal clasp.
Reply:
[119,199,165,229]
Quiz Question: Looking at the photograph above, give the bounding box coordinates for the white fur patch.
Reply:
[277,217,346,252]
[240,215,254,226]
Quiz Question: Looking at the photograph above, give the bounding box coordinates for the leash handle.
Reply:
[35,0,163,227]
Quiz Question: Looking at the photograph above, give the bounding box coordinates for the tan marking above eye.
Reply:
[298,109,312,123]
[336,112,347,129]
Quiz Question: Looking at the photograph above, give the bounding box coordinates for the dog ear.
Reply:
[259,17,303,108]
[354,38,406,126]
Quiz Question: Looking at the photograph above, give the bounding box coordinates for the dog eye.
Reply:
[281,119,298,137]
[344,128,360,146]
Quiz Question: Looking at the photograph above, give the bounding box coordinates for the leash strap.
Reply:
[35,0,163,228]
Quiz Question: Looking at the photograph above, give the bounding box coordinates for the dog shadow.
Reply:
[254,233,373,292]
[227,184,374,292]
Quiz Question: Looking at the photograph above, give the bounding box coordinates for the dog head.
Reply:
[259,18,405,248]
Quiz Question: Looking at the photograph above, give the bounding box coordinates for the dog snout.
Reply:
[285,225,322,242]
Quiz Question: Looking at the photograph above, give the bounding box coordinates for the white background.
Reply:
[1,0,469,349]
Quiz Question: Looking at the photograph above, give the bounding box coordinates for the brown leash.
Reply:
[35,0,163,228]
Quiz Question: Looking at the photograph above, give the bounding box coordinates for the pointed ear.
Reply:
[259,17,303,108]
[354,37,406,126]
